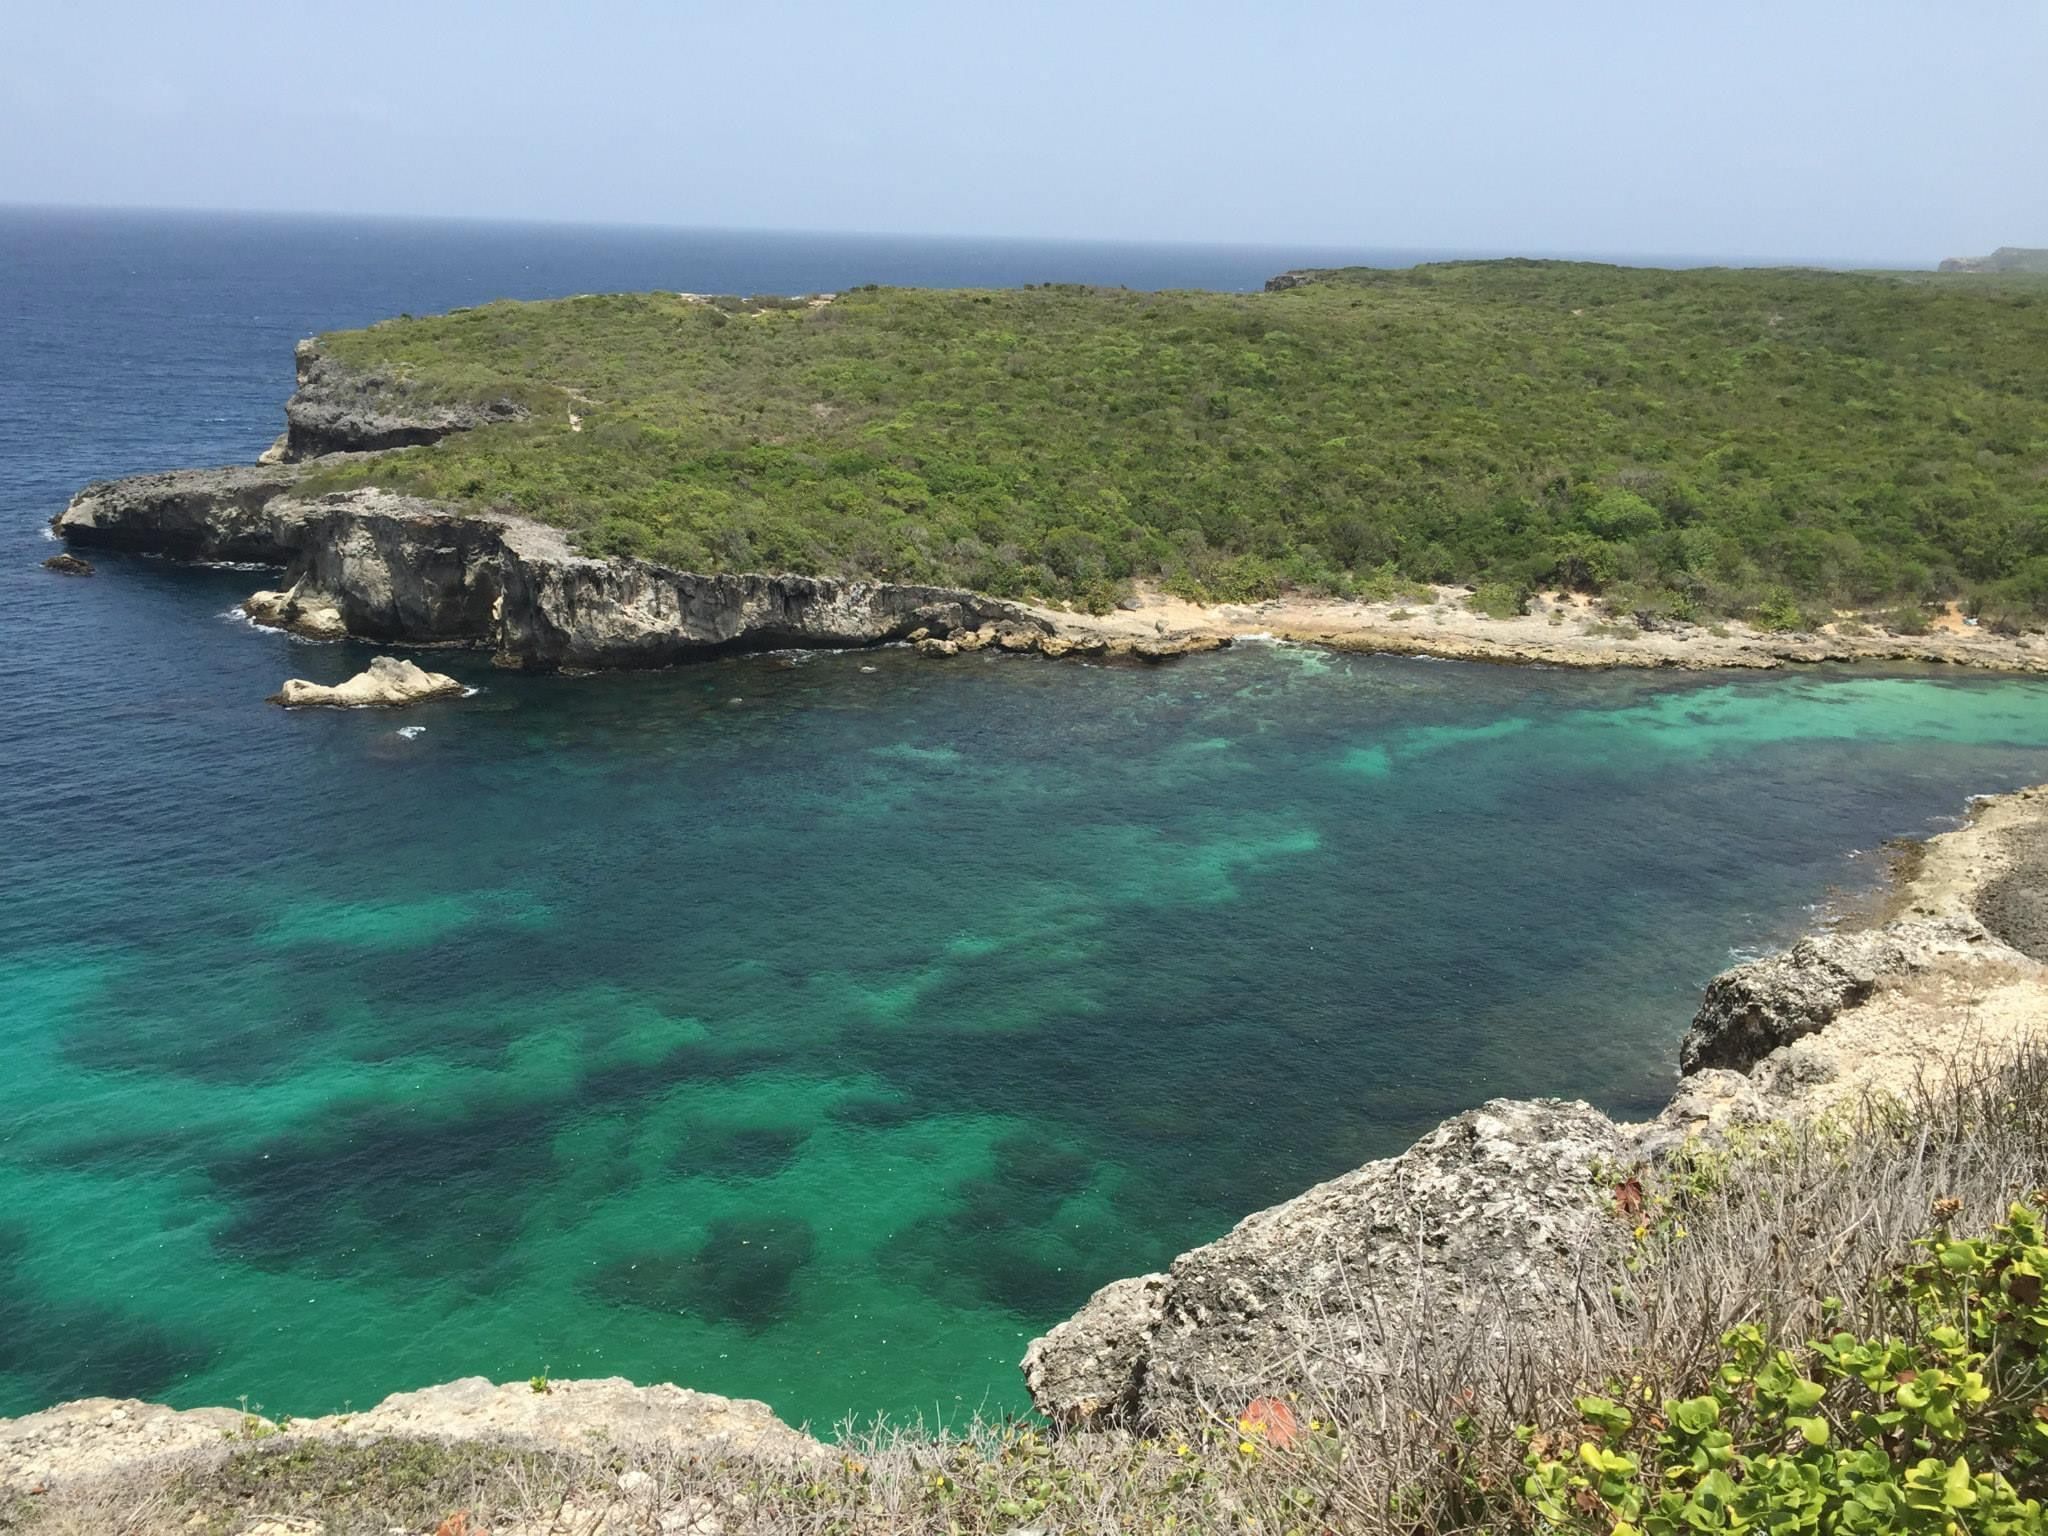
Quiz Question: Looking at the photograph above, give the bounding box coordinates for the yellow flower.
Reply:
[1174,1441,1191,1457]
[1239,1440,1258,1455]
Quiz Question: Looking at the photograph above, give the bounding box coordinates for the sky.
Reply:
[3,0,2043,262]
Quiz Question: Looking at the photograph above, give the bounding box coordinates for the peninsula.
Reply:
[50,261,2048,674]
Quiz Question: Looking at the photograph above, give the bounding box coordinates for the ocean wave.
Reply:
[395,725,425,739]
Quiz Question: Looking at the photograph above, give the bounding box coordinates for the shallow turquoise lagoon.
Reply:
[4,573,2047,1430]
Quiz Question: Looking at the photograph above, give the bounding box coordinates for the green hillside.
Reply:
[306,261,2048,625]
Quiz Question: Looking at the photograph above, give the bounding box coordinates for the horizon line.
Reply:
[0,199,1943,273]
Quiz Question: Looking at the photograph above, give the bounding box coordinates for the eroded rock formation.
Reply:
[281,340,527,459]
[1023,1099,1631,1427]
[270,656,465,709]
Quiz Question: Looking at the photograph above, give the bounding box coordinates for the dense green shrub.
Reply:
[1524,1203,2048,1535]
[1472,580,1531,619]
[305,263,2048,623]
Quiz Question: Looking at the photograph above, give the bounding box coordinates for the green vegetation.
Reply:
[1526,1204,2048,1534]
[305,261,2048,624]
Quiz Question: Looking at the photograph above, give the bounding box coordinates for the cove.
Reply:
[4,585,2047,1430]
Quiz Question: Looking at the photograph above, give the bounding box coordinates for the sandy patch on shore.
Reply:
[1025,585,2048,674]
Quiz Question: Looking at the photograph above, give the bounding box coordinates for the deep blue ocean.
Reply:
[3,207,2045,1433]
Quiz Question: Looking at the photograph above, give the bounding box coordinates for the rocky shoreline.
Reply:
[1020,783,2048,1428]
[5,783,2042,1495]
[47,341,2048,676]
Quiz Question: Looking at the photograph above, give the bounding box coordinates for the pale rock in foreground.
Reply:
[270,655,464,709]
[1022,1098,1631,1427]
[0,1377,823,1495]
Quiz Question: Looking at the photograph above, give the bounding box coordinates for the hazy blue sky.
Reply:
[4,0,2042,261]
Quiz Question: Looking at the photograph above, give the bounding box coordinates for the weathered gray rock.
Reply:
[41,552,93,575]
[287,491,510,643]
[293,1376,822,1463]
[1630,1067,1770,1162]
[1678,918,1988,1074]
[1128,632,1231,662]
[54,478,1048,670]
[492,522,1048,670]
[244,579,347,639]
[0,1398,246,1495]
[1021,1098,1630,1428]
[281,339,527,459]
[0,1378,821,1496]
[53,462,312,562]
[271,656,465,709]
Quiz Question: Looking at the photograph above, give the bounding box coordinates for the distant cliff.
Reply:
[1938,246,2048,274]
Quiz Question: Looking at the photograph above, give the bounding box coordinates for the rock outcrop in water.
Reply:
[1677,917,1992,1073]
[56,462,312,563]
[41,552,93,576]
[1020,785,2048,1428]
[270,655,465,709]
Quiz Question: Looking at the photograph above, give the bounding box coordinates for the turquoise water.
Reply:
[5,208,2048,1433]
[5,602,2048,1429]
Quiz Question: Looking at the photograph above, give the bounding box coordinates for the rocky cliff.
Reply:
[280,338,528,459]
[1938,247,2048,275]
[50,338,1069,668]
[54,471,1051,669]
[1020,784,2048,1427]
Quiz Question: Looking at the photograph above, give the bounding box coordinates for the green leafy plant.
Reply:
[1523,1202,2048,1534]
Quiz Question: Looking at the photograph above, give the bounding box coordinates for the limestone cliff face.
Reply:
[52,473,1048,669]
[1022,1099,1632,1428]
[281,339,527,459]
[55,463,309,563]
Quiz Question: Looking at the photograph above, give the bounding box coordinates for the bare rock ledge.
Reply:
[0,1377,822,1496]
